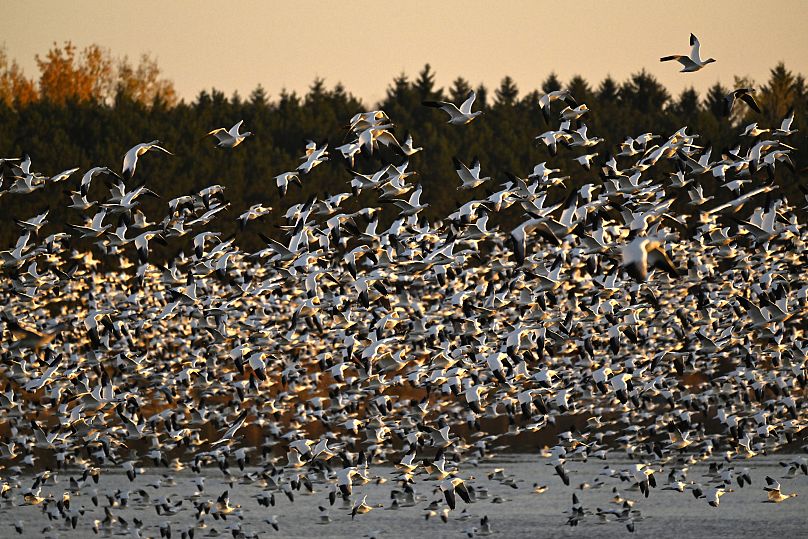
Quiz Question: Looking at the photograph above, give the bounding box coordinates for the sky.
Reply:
[4,0,808,105]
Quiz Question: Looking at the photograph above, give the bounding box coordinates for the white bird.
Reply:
[764,476,798,503]
[453,156,490,190]
[207,120,252,148]
[622,236,679,282]
[392,185,429,217]
[559,104,589,121]
[80,166,119,196]
[275,171,302,197]
[773,109,798,137]
[68,209,110,238]
[298,142,329,174]
[211,410,248,446]
[573,152,598,171]
[539,90,577,123]
[122,140,173,180]
[742,122,770,137]
[660,34,716,72]
[48,167,80,184]
[14,210,49,236]
[422,90,482,125]
[397,132,423,156]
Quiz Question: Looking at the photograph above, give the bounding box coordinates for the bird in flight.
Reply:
[422,90,483,125]
[724,88,761,116]
[206,120,253,148]
[660,34,716,72]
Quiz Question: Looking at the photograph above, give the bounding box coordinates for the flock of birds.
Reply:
[0,33,805,538]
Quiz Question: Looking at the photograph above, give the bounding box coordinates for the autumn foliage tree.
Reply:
[0,46,38,107]
[116,54,177,107]
[36,42,114,105]
[4,41,176,108]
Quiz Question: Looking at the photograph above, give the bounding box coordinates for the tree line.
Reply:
[0,42,805,255]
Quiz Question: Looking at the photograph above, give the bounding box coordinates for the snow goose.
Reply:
[724,88,761,116]
[453,156,490,190]
[773,108,798,137]
[422,90,482,125]
[621,236,679,281]
[660,34,716,72]
[206,120,252,148]
[122,140,172,180]
[763,476,798,503]
[539,89,577,123]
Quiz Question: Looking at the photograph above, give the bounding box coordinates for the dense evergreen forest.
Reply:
[0,42,805,255]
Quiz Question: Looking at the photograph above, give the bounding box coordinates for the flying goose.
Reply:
[539,90,578,123]
[122,140,173,180]
[724,88,761,116]
[4,318,64,353]
[206,120,252,148]
[763,476,798,503]
[660,34,716,72]
[453,156,491,190]
[773,109,798,137]
[621,236,679,281]
[422,90,483,125]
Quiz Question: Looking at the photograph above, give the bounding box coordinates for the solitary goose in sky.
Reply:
[422,90,482,125]
[660,34,716,72]
[206,120,252,148]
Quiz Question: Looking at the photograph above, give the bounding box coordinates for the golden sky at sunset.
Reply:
[5,0,808,104]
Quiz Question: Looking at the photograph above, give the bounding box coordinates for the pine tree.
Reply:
[414,64,441,101]
[619,70,670,114]
[672,87,699,122]
[495,76,519,106]
[450,77,472,103]
[474,84,489,109]
[249,84,269,106]
[704,82,728,117]
[541,73,562,93]
[759,63,802,122]
[566,75,592,103]
[597,76,618,102]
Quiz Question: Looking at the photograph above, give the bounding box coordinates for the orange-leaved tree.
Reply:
[0,45,38,107]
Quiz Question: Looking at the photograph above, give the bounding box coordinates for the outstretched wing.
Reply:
[647,244,679,278]
[459,90,477,115]
[229,120,244,136]
[739,93,761,114]
[689,33,701,61]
